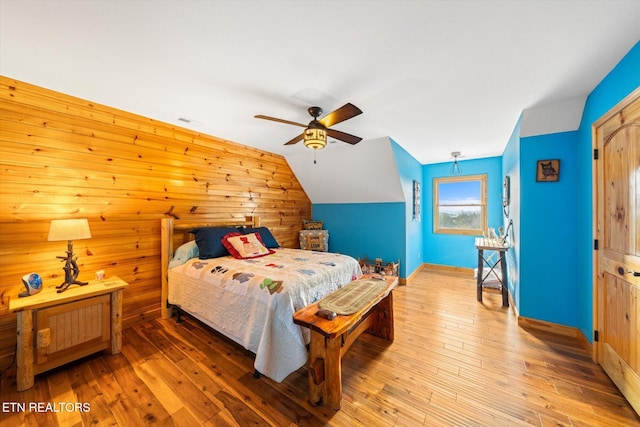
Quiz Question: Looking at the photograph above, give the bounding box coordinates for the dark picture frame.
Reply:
[536,159,560,182]
[412,179,420,220]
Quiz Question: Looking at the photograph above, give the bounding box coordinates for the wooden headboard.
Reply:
[160,216,260,318]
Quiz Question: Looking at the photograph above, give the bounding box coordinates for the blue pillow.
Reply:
[168,240,199,268]
[241,227,280,248]
[191,227,237,259]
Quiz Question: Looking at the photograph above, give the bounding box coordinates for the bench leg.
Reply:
[324,335,343,410]
[307,330,344,410]
[308,332,324,406]
[366,293,394,341]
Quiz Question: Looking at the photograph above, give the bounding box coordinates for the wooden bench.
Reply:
[293,274,398,410]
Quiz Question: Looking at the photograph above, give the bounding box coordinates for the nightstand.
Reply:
[9,276,128,391]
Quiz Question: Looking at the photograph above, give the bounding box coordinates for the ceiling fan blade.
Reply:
[319,103,363,128]
[284,133,304,145]
[254,115,307,128]
[327,129,362,145]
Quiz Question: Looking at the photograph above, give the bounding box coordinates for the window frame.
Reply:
[433,174,487,235]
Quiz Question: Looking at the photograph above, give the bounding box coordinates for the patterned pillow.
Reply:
[240,227,280,248]
[299,230,329,251]
[222,232,275,259]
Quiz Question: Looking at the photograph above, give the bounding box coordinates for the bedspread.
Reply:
[167,248,362,382]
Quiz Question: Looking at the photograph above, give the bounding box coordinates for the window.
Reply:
[433,174,487,235]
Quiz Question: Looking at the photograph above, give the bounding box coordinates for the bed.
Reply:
[160,217,362,382]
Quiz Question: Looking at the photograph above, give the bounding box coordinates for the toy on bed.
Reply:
[160,217,362,383]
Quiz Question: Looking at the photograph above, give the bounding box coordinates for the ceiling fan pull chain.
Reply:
[314,151,317,165]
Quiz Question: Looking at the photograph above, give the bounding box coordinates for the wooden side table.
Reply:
[475,238,509,307]
[9,276,128,391]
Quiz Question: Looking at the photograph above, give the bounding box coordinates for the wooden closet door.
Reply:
[594,88,640,415]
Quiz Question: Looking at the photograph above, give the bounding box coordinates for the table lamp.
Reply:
[47,218,92,293]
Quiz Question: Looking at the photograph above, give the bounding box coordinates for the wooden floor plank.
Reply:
[1,270,639,426]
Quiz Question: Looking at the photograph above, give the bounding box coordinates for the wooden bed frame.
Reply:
[160,216,260,319]
[161,216,396,401]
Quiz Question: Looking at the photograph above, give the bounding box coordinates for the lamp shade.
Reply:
[303,128,327,150]
[47,218,92,241]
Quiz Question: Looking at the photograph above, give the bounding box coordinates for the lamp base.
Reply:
[55,240,87,293]
[56,279,89,293]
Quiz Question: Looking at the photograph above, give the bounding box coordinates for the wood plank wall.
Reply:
[0,76,312,368]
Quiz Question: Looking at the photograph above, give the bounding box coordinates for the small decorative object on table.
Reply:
[19,273,42,297]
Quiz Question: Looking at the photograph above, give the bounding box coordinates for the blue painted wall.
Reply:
[502,116,523,309]
[520,131,579,326]
[422,156,503,268]
[499,41,639,336]
[575,41,640,340]
[312,203,406,274]
[316,154,504,278]
[312,139,422,279]
[390,139,423,277]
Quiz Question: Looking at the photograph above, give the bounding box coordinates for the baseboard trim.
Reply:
[518,316,593,354]
[576,329,593,356]
[402,263,425,285]
[422,263,475,278]
[508,291,518,318]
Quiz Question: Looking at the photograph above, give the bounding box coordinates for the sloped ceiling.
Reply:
[1,1,639,168]
[286,137,404,204]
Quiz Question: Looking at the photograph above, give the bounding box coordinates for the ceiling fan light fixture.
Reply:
[255,103,362,148]
[303,127,327,150]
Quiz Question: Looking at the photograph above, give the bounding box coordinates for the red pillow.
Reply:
[221,232,275,259]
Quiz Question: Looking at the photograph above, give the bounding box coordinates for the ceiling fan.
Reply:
[255,103,363,150]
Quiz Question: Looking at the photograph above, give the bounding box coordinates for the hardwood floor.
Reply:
[1,271,638,426]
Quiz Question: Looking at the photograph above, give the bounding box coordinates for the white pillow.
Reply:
[169,240,199,268]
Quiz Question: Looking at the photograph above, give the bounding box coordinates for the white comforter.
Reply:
[167,248,362,382]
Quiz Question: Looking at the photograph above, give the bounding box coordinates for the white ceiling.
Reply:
[1,1,639,165]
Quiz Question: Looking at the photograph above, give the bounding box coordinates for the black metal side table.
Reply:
[475,238,509,307]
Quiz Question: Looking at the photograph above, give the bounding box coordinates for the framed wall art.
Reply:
[412,179,420,220]
[536,159,560,182]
